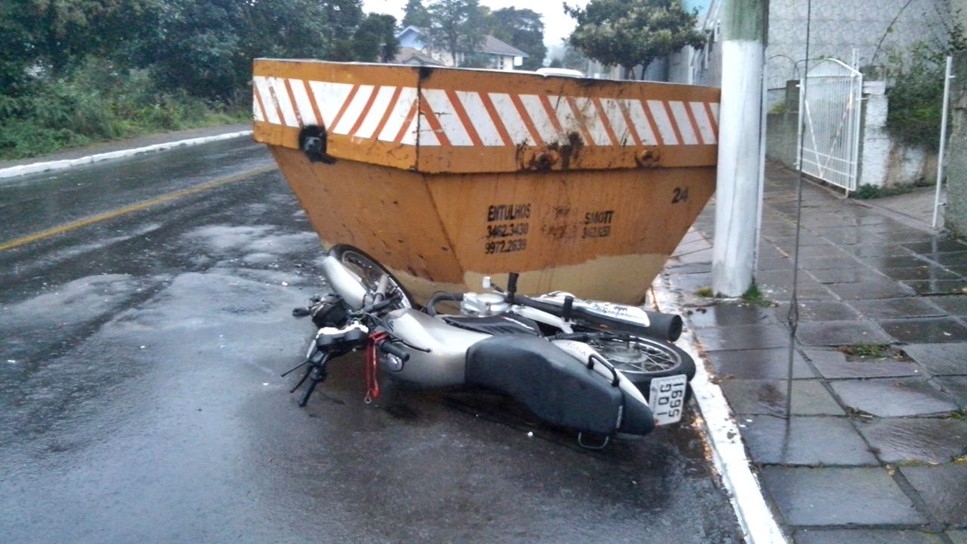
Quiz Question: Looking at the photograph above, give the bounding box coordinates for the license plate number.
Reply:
[649,374,687,425]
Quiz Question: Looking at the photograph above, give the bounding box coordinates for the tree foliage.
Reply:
[352,14,401,63]
[402,0,431,29]
[0,0,402,158]
[883,31,967,151]
[0,0,164,94]
[425,0,486,67]
[489,8,546,71]
[1,0,398,102]
[564,0,705,79]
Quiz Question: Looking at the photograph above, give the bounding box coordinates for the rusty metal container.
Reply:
[253,59,719,305]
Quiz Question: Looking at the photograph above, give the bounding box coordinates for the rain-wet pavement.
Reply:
[0,131,745,543]
[659,162,967,543]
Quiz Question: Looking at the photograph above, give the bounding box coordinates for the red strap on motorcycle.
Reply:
[364,331,388,403]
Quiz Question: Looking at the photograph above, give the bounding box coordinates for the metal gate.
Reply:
[798,58,863,193]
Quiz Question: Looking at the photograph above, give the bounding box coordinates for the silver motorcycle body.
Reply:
[291,245,697,440]
[380,308,489,388]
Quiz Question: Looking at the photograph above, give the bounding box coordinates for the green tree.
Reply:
[0,2,37,94]
[324,0,365,61]
[489,8,546,70]
[0,0,163,91]
[140,0,247,101]
[143,0,332,101]
[241,0,331,60]
[352,14,400,62]
[426,0,485,67]
[402,0,431,29]
[564,0,705,79]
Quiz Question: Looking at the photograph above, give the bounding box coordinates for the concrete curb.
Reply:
[0,130,253,181]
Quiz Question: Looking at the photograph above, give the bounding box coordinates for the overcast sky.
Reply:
[360,0,589,48]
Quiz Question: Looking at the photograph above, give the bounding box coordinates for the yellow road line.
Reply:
[0,166,277,252]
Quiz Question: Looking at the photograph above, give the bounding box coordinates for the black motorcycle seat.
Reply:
[441,314,541,336]
[465,334,632,435]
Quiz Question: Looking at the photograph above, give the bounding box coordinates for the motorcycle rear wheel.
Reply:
[587,335,696,396]
[328,244,414,309]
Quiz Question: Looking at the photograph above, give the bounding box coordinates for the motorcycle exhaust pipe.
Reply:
[643,310,683,342]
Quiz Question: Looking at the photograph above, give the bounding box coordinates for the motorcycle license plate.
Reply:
[649,375,688,425]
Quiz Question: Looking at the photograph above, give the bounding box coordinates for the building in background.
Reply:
[395,26,528,70]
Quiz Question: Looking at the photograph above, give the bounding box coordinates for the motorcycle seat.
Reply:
[465,334,653,436]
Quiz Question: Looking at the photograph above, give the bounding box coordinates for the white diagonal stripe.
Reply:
[647,100,678,145]
[269,77,299,127]
[690,102,717,144]
[574,97,613,146]
[306,81,354,128]
[399,113,420,146]
[456,91,504,146]
[416,112,440,146]
[253,77,281,126]
[378,87,419,143]
[519,95,557,143]
[354,86,397,139]
[288,79,318,127]
[600,98,632,146]
[422,88,472,145]
[490,93,534,145]
[670,101,698,145]
[332,85,374,135]
[253,89,265,123]
[625,100,659,146]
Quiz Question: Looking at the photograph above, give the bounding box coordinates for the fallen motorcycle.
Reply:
[286,244,696,447]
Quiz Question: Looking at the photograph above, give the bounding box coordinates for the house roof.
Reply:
[394,27,528,58]
[480,35,528,58]
[393,47,446,66]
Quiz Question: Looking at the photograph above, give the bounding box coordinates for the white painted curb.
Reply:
[651,283,788,544]
[0,130,253,180]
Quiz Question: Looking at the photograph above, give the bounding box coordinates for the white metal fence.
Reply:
[798,58,863,193]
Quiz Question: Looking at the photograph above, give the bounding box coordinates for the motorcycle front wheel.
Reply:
[587,335,696,396]
[328,244,414,309]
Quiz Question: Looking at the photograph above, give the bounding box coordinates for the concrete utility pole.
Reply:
[712,0,768,297]
[946,0,967,236]
[946,53,967,236]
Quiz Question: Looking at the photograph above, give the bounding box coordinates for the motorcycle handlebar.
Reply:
[377,340,410,363]
[359,294,401,315]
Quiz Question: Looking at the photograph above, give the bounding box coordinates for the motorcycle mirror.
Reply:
[482,276,492,289]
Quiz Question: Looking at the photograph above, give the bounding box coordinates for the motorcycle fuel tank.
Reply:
[382,309,489,388]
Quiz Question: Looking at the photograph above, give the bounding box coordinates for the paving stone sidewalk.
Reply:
[659,163,967,543]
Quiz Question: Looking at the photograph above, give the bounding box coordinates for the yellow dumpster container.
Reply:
[253,60,719,305]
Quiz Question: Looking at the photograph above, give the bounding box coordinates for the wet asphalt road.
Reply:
[0,138,744,543]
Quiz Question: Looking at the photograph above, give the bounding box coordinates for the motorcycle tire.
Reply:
[328,244,414,309]
[586,335,696,398]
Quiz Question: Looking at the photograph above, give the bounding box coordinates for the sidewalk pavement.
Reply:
[659,162,967,544]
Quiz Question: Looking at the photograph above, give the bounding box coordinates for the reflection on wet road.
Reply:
[0,138,744,543]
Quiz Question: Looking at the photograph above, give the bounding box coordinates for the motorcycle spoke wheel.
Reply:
[588,335,696,395]
[328,244,413,309]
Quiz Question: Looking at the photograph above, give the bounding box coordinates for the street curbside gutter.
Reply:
[0,130,253,181]
[651,281,789,544]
